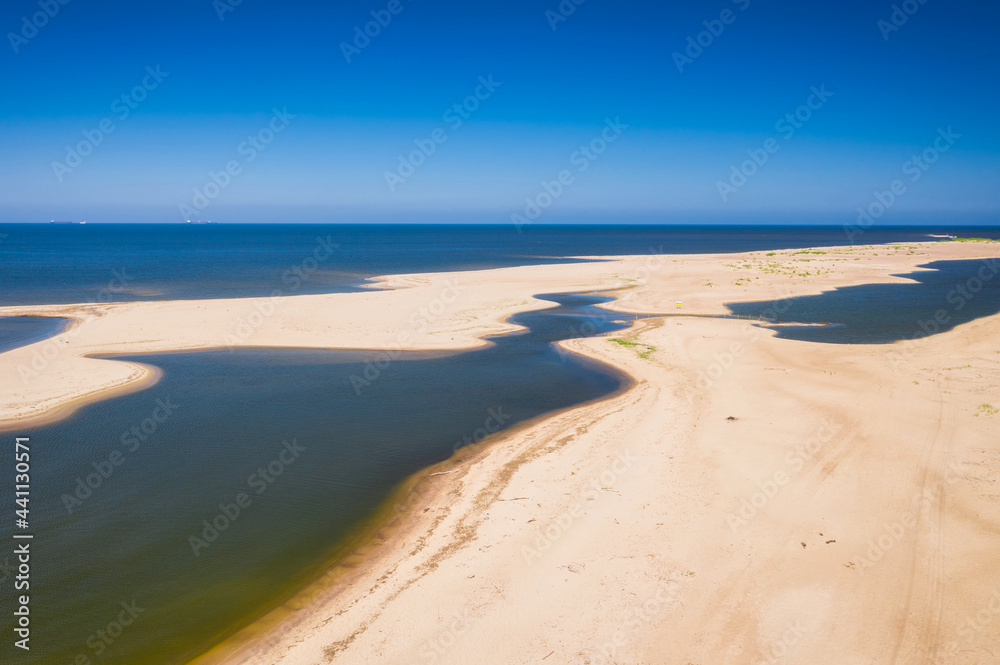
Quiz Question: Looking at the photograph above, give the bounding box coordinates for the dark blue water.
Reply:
[727,259,1000,343]
[0,316,70,353]
[0,293,632,665]
[2,223,997,305]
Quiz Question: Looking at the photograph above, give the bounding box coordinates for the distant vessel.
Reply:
[50,220,77,224]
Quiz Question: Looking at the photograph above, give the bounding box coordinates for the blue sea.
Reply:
[2,223,997,305]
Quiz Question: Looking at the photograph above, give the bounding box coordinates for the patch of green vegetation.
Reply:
[766,252,777,256]
[610,338,657,360]
[791,250,827,255]
[977,403,998,416]
[951,238,999,243]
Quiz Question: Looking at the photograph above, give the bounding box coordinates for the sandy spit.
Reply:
[2,241,999,664]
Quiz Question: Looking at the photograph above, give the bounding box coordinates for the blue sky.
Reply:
[0,0,998,223]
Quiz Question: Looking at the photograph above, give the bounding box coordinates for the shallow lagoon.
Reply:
[0,293,633,665]
[727,259,1000,344]
[0,316,69,354]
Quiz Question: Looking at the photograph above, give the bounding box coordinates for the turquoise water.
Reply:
[0,293,633,665]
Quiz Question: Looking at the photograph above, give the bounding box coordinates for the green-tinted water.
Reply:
[0,293,632,664]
